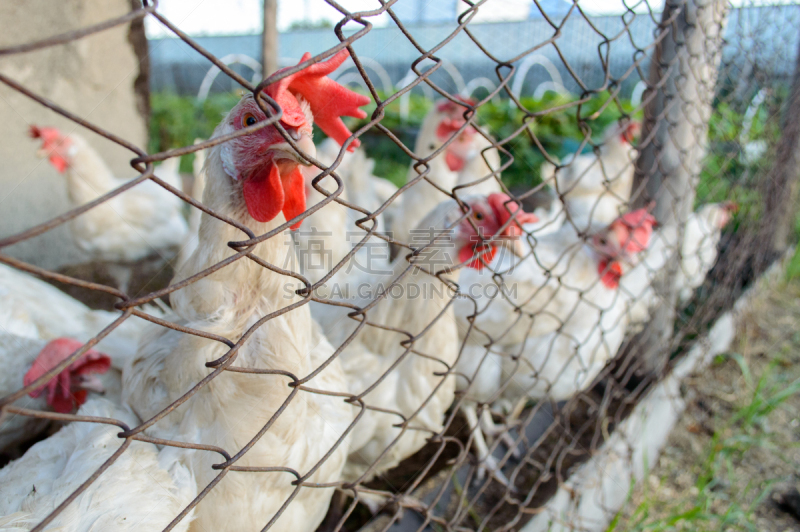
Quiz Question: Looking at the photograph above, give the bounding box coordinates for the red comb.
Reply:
[24,338,111,413]
[29,125,62,143]
[266,50,370,151]
[488,193,539,237]
[613,208,656,254]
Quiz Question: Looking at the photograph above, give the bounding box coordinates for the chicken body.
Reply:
[307,196,520,487]
[32,130,188,264]
[455,221,608,349]
[454,226,617,442]
[621,202,735,331]
[500,278,630,401]
[0,398,196,532]
[499,215,654,403]
[542,121,639,230]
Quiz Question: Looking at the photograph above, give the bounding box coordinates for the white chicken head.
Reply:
[212,50,370,228]
[413,193,537,271]
[604,118,642,147]
[29,125,76,173]
[417,96,482,172]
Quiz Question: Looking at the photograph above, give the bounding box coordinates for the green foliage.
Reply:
[147,89,784,236]
[341,90,638,189]
[609,352,800,532]
[785,245,800,282]
[149,91,241,173]
[696,96,784,233]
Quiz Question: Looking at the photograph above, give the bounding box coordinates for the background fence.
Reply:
[149,6,800,105]
[0,1,799,532]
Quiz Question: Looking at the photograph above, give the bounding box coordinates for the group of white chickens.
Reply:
[0,51,735,531]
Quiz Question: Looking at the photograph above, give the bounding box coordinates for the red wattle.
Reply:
[460,244,497,270]
[51,390,78,414]
[597,259,622,289]
[50,155,68,173]
[243,160,284,223]
[281,166,307,230]
[446,151,465,172]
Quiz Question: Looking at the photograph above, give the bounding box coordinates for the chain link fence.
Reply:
[0,1,799,531]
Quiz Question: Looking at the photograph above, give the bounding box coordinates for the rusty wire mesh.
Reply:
[0,1,799,531]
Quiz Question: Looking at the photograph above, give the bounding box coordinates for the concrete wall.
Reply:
[0,0,148,270]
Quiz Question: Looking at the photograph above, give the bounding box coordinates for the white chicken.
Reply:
[541,120,640,231]
[621,201,736,330]
[454,208,607,349]
[392,98,503,249]
[453,209,655,476]
[675,202,736,304]
[0,262,167,452]
[498,209,656,402]
[29,126,189,290]
[308,194,525,506]
[122,51,370,532]
[0,335,114,453]
[0,397,197,532]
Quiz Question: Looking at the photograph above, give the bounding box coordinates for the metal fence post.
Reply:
[628,0,730,377]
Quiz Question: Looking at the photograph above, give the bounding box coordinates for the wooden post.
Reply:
[129,0,150,126]
[626,0,730,377]
[262,0,279,77]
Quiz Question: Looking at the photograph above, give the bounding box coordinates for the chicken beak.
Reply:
[76,373,106,394]
[267,132,316,167]
[294,134,316,165]
[497,236,526,258]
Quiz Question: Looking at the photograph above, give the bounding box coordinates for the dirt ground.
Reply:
[612,277,800,531]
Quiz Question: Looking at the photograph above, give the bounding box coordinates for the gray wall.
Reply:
[0,0,149,270]
[148,6,800,100]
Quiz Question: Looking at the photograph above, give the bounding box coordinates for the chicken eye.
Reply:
[473,211,485,221]
[242,113,257,127]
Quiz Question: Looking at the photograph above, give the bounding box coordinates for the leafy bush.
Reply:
[148,89,780,231]
[149,91,241,173]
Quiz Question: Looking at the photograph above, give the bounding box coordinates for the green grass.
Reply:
[148,89,781,234]
[608,351,800,532]
[784,244,800,282]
